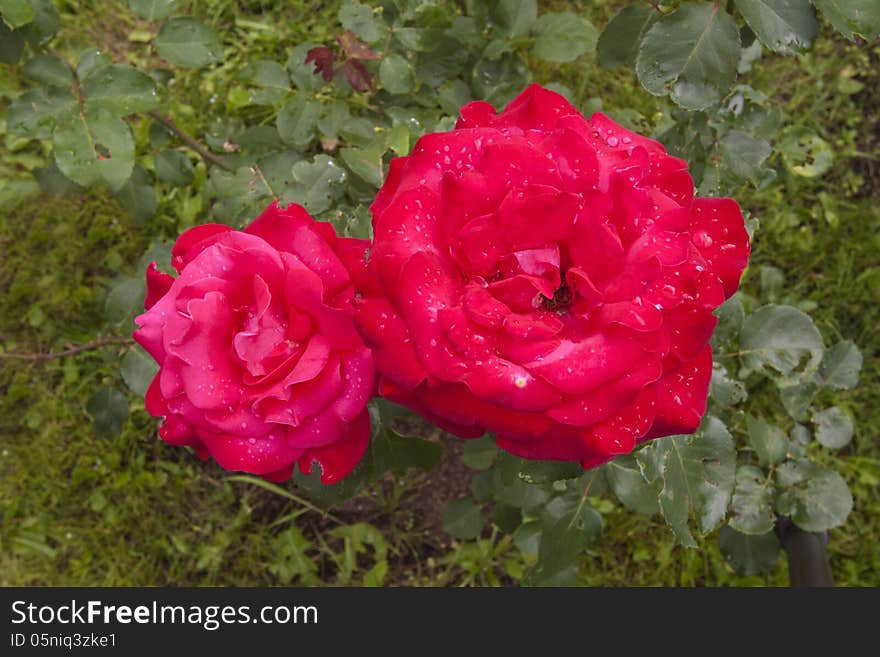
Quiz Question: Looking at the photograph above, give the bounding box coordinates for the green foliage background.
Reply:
[1,0,878,585]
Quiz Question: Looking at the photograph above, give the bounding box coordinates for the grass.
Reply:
[1,1,878,586]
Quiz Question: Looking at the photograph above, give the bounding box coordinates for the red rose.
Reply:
[134,202,375,484]
[355,84,749,468]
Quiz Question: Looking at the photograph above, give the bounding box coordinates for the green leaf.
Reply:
[712,294,745,345]
[775,460,852,531]
[0,20,25,64]
[6,88,76,139]
[128,0,180,21]
[734,0,818,54]
[720,129,771,180]
[471,52,531,107]
[86,387,129,439]
[114,164,158,224]
[812,0,880,40]
[269,526,316,583]
[653,416,736,546]
[513,520,542,556]
[531,497,601,586]
[492,0,537,37]
[718,526,780,575]
[83,64,159,115]
[155,149,194,187]
[155,17,223,68]
[277,95,321,148]
[442,498,484,540]
[437,79,472,116]
[18,0,58,45]
[491,503,521,533]
[598,4,657,69]
[288,42,324,91]
[279,155,347,215]
[121,346,159,397]
[818,340,862,390]
[812,406,854,449]
[635,2,740,110]
[340,143,385,187]
[779,378,817,421]
[104,276,145,326]
[779,127,833,178]
[0,0,34,28]
[77,48,111,78]
[317,100,350,138]
[729,465,776,534]
[23,54,72,87]
[605,454,660,515]
[339,0,384,43]
[461,435,498,470]
[245,60,291,105]
[384,124,410,156]
[709,363,747,407]
[379,53,413,94]
[531,12,597,63]
[364,426,442,477]
[747,415,789,466]
[53,108,135,191]
[740,304,824,376]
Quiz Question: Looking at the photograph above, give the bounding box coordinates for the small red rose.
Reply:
[355,84,750,468]
[134,202,375,484]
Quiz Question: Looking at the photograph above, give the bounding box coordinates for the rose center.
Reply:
[541,282,572,313]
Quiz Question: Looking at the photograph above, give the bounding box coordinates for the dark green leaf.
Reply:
[379,53,413,94]
[532,499,601,586]
[128,0,180,21]
[818,340,862,390]
[747,415,789,466]
[83,64,159,115]
[720,129,771,179]
[395,26,445,51]
[0,20,25,64]
[76,49,110,78]
[718,526,780,575]
[775,460,852,531]
[729,465,776,534]
[471,52,531,107]
[279,155,347,215]
[437,79,472,116]
[414,36,469,87]
[23,54,72,87]
[155,149,194,187]
[598,4,657,69]
[652,417,736,546]
[339,0,384,43]
[605,454,660,515]
[86,387,129,439]
[364,426,442,477]
[517,460,583,485]
[636,2,740,110]
[513,520,541,556]
[104,276,145,326]
[710,363,748,407]
[740,304,824,376]
[53,108,135,191]
[288,42,325,91]
[442,498,484,540]
[121,346,159,397]
[461,435,498,470]
[812,406,853,449]
[114,164,158,224]
[0,0,34,28]
[734,0,818,54]
[779,378,817,421]
[712,294,745,345]
[492,0,537,37]
[812,0,880,40]
[277,95,321,148]
[531,12,597,63]
[18,0,58,45]
[155,17,223,68]
[491,503,521,533]
[340,143,385,187]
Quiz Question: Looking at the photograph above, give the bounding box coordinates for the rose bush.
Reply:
[356,84,750,469]
[134,202,375,484]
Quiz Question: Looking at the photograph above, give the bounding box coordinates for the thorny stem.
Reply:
[148,112,234,172]
[0,336,134,361]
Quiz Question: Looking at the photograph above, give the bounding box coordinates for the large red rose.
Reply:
[355,84,749,468]
[134,202,375,484]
